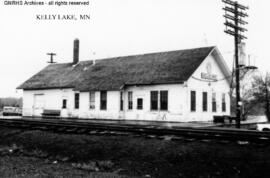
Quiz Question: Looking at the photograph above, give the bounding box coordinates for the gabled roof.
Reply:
[17,46,219,91]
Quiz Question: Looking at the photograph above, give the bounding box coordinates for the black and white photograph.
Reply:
[0,0,270,177]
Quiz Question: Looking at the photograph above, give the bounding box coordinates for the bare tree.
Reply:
[230,68,258,120]
[0,97,22,109]
[252,73,270,121]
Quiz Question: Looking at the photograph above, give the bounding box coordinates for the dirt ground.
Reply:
[0,155,130,178]
[0,126,270,178]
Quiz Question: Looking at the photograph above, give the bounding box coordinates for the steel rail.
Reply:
[0,118,269,143]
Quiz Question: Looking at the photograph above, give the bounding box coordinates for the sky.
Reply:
[0,0,269,97]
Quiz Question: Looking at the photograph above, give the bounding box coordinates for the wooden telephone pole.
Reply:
[222,0,248,128]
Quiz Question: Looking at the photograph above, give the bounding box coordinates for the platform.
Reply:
[0,116,221,129]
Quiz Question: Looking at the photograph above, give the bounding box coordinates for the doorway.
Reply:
[136,98,144,120]
[33,94,45,116]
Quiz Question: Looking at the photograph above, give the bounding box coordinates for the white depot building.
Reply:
[18,39,231,122]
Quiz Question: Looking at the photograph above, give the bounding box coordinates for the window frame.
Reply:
[222,93,226,112]
[212,92,217,112]
[120,91,123,111]
[62,99,67,109]
[137,98,143,110]
[202,92,208,112]
[74,93,80,109]
[160,90,168,111]
[128,91,133,110]
[190,90,196,112]
[100,91,107,110]
[150,91,158,111]
[89,91,95,110]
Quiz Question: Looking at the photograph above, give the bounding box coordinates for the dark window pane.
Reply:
[191,91,196,111]
[222,93,226,112]
[137,98,143,110]
[203,92,207,111]
[150,91,158,110]
[212,93,216,112]
[160,90,168,110]
[75,93,79,109]
[120,92,123,111]
[128,92,133,110]
[89,91,95,109]
[62,99,67,109]
[100,91,107,110]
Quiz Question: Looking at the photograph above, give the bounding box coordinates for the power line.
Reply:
[222,0,249,128]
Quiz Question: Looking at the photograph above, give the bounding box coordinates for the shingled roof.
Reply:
[17,46,216,91]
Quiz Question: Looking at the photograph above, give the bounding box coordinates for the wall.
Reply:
[22,89,122,119]
[22,53,230,122]
[77,84,188,122]
[122,84,186,122]
[186,53,231,122]
[78,91,121,119]
[22,89,74,117]
[22,85,186,121]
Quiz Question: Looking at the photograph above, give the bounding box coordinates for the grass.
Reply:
[0,155,131,178]
[0,126,270,177]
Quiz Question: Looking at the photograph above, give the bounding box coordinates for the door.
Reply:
[33,94,45,116]
[61,98,68,117]
[136,98,144,120]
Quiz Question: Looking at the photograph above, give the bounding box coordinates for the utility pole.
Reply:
[47,53,57,63]
[222,0,248,128]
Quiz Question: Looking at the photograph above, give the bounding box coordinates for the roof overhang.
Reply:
[120,81,184,90]
[20,86,74,91]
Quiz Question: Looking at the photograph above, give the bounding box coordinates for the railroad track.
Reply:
[0,118,270,144]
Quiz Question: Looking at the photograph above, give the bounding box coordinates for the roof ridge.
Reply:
[53,46,216,65]
[96,46,215,61]
[18,46,217,90]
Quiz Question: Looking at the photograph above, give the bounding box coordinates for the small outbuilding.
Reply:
[17,40,231,122]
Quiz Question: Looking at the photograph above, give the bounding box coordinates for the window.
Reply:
[137,98,143,110]
[151,90,168,111]
[191,91,196,111]
[222,93,226,112]
[202,92,208,111]
[62,99,67,109]
[212,93,216,112]
[160,90,168,110]
[100,91,107,110]
[74,93,79,109]
[89,91,95,109]
[120,92,123,111]
[128,91,133,110]
[150,91,158,110]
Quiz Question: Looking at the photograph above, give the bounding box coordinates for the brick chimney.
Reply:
[73,39,79,64]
